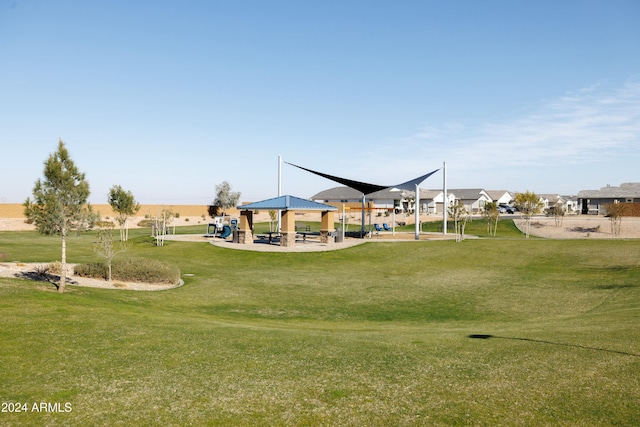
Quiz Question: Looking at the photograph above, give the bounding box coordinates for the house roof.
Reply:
[420,189,443,199]
[311,186,443,201]
[538,194,563,200]
[486,190,512,200]
[447,189,491,200]
[577,182,640,199]
[238,195,337,211]
[311,186,363,201]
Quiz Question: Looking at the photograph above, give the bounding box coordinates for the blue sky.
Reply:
[1,0,639,204]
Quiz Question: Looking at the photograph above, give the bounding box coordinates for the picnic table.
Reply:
[297,231,320,242]
[263,231,280,243]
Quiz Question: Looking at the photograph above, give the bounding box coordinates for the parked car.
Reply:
[498,205,515,214]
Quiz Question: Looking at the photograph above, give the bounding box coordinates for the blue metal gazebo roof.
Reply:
[238,195,337,211]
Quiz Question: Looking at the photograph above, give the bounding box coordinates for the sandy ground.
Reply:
[513,215,640,239]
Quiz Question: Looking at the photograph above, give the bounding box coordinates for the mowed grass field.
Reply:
[0,223,639,426]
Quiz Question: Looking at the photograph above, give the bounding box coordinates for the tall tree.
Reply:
[213,181,241,227]
[24,139,90,293]
[513,191,543,239]
[108,185,140,241]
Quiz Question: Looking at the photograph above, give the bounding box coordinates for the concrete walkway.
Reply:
[162,232,458,252]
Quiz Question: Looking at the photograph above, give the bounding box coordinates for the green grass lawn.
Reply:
[1,224,639,425]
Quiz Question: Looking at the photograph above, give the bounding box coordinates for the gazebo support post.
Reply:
[280,209,296,247]
[238,210,253,244]
[320,210,335,244]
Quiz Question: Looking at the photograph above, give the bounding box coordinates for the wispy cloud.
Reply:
[398,80,640,173]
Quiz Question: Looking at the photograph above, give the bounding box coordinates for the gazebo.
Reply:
[237,195,338,247]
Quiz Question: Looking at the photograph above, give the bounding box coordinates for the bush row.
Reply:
[74,257,180,284]
[604,202,640,217]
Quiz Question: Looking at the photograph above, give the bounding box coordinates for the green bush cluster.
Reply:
[137,219,154,227]
[74,262,107,279]
[74,257,180,284]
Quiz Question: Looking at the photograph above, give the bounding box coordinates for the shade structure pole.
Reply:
[361,193,366,238]
[342,203,346,241]
[415,183,420,240]
[277,155,282,232]
[443,161,447,235]
[392,208,395,236]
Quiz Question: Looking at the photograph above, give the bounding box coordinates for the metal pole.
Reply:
[392,207,395,236]
[361,193,366,238]
[415,183,420,240]
[342,203,345,241]
[277,155,282,232]
[443,161,447,235]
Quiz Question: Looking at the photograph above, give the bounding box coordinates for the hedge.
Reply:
[75,257,180,284]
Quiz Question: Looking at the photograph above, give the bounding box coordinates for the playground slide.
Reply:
[219,225,232,239]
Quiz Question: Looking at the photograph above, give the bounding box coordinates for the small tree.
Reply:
[482,201,500,237]
[108,185,140,241]
[553,203,566,227]
[93,224,128,282]
[24,139,90,293]
[514,191,543,239]
[448,200,469,242]
[152,208,174,247]
[604,203,624,237]
[213,181,241,226]
[268,210,277,232]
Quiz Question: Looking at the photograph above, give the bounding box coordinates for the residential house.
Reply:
[538,194,565,213]
[562,196,579,213]
[447,189,493,214]
[486,190,513,206]
[577,182,640,214]
[313,186,500,216]
[311,186,447,216]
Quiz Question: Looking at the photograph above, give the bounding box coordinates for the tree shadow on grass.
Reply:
[13,271,78,290]
[468,334,640,358]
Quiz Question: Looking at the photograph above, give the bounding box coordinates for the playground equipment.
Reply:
[205,216,237,238]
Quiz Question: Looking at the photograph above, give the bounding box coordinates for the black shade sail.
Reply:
[286,162,440,195]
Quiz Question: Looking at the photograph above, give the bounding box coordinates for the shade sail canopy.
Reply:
[286,162,440,195]
[285,163,388,195]
[238,195,337,211]
[388,169,441,192]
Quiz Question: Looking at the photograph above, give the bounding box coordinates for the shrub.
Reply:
[75,258,180,284]
[33,264,50,279]
[74,263,108,280]
[47,261,63,275]
[137,219,154,227]
[95,220,115,228]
